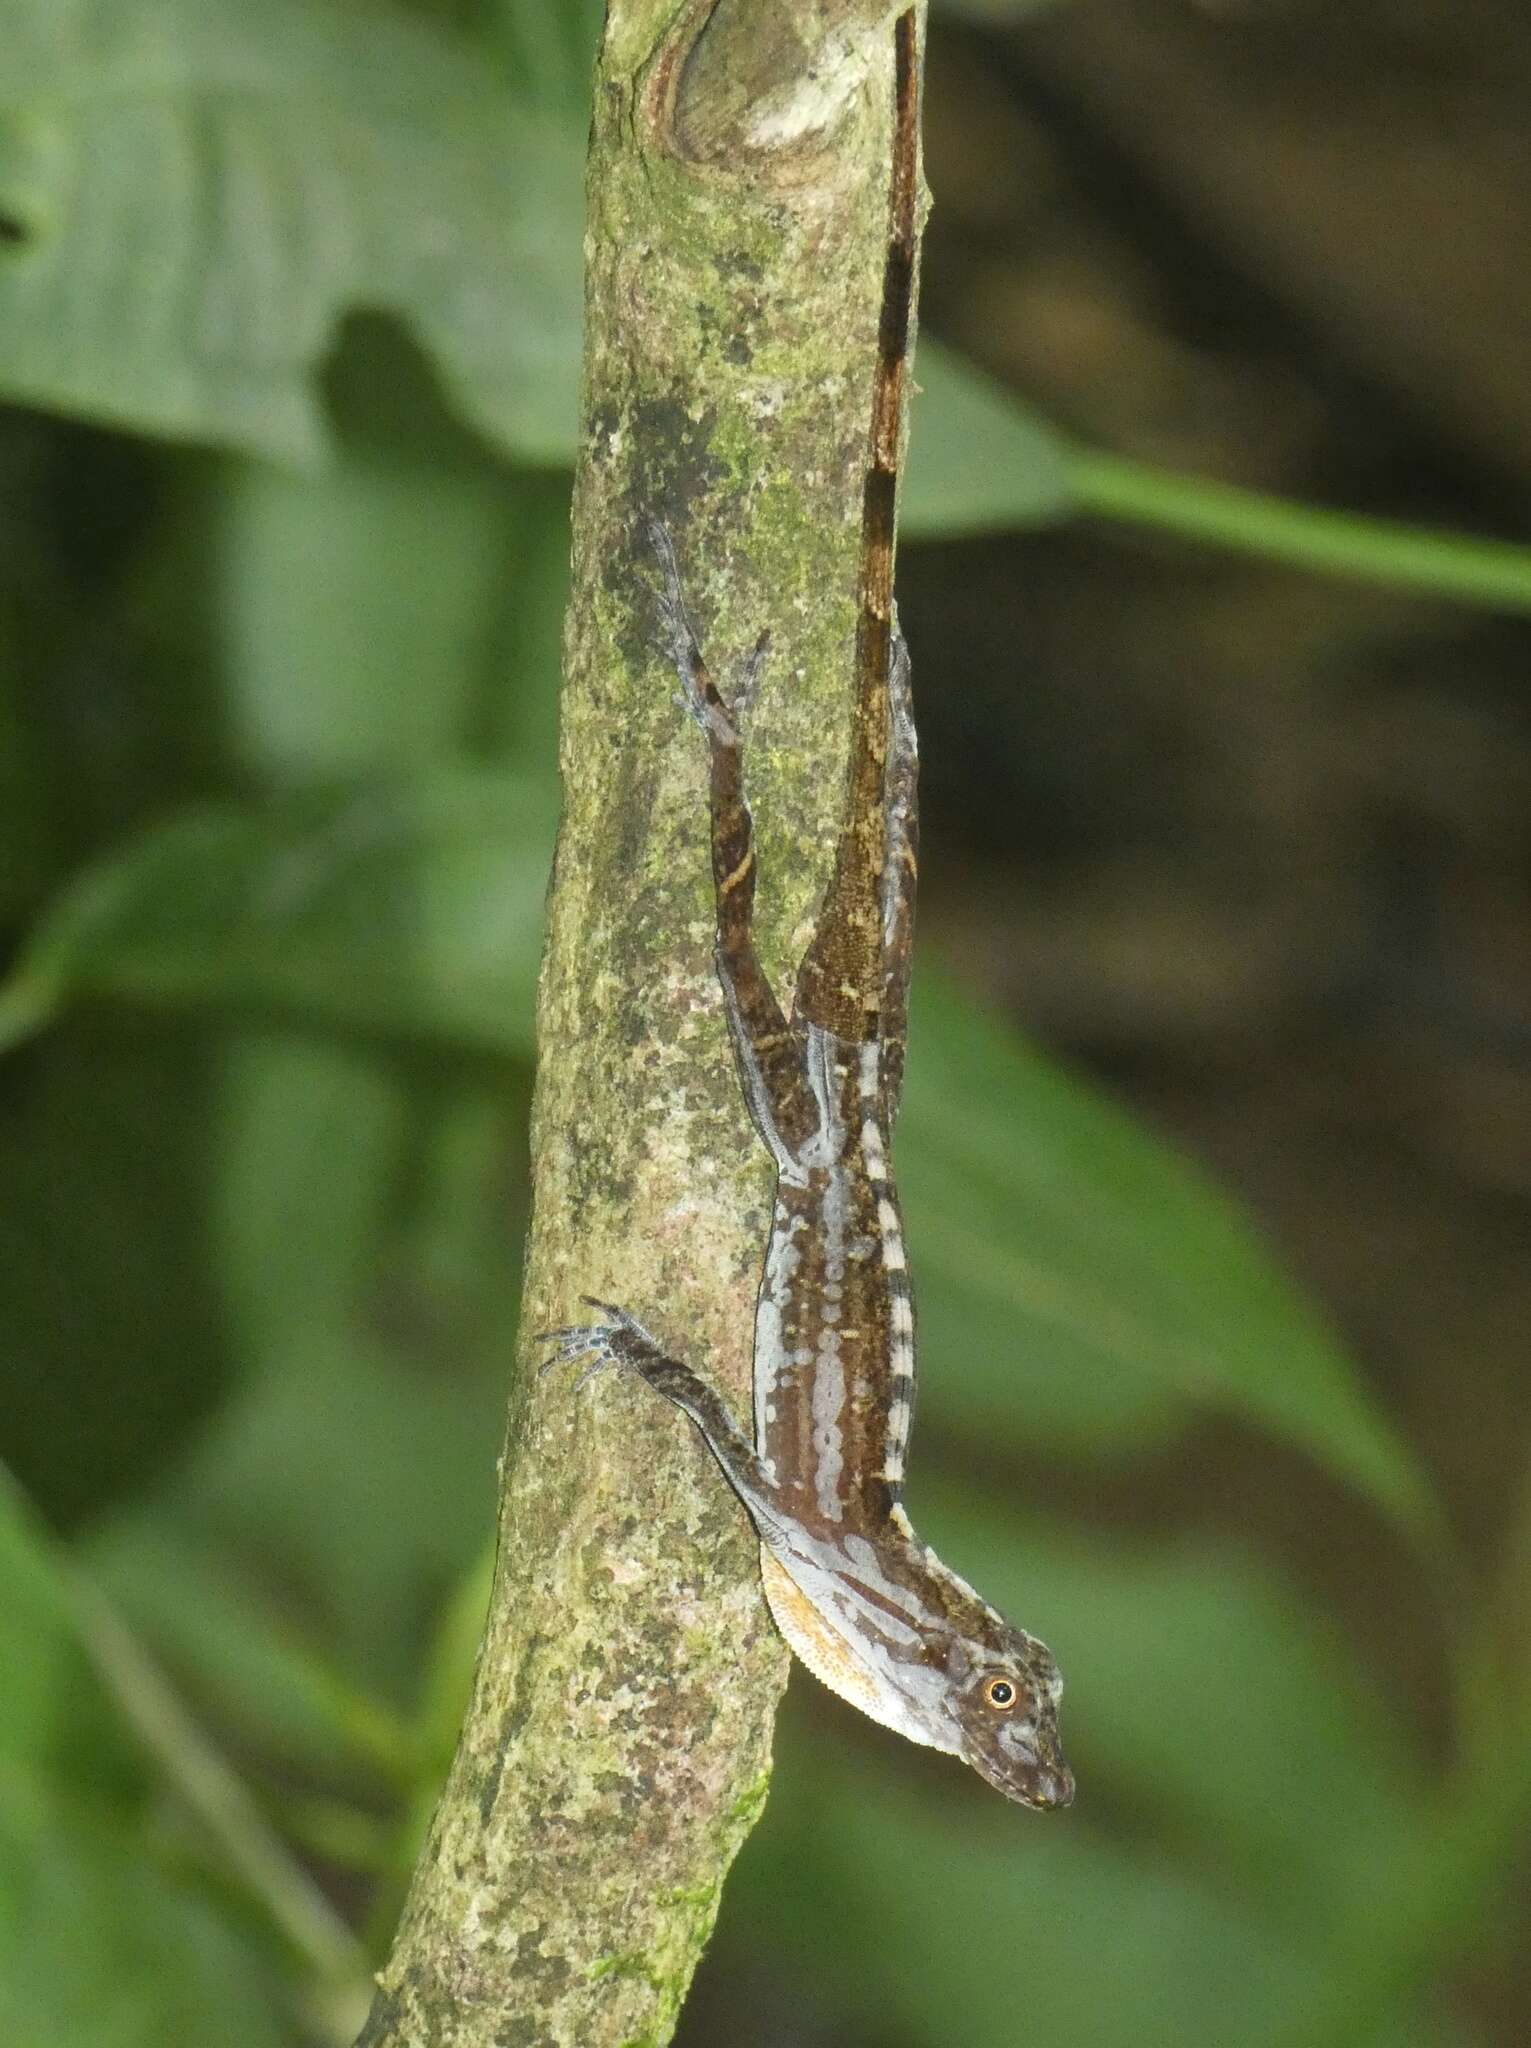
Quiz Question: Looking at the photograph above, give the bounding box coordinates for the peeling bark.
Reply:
[360,5,924,2043]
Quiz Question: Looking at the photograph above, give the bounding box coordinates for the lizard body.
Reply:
[543,8,1072,1812]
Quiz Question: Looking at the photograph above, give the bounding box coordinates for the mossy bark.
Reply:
[360,4,923,2042]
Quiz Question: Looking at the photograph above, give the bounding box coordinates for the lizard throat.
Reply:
[759,1548,957,1756]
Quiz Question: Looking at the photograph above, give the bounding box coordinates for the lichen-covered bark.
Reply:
[360,5,923,2044]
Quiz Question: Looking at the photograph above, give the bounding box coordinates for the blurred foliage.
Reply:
[1,3,1528,2048]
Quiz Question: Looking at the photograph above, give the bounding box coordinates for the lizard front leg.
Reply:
[540,1299,790,1544]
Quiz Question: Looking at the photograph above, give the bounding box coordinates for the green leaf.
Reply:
[487,0,605,116]
[0,1481,139,1801]
[0,1802,293,2048]
[733,1752,1468,2048]
[0,642,55,922]
[372,1542,496,1927]
[88,1028,522,1710]
[904,340,1076,535]
[914,1491,1423,1924]
[731,1742,1324,2048]
[0,1027,233,1525]
[900,974,1441,1541]
[714,1504,1496,2048]
[0,1479,297,2048]
[713,1510,1465,2048]
[412,1543,495,1783]
[160,1290,507,1706]
[0,0,1079,524]
[214,444,526,778]
[0,0,583,464]
[0,768,558,1056]
[92,1522,414,1790]
[206,337,572,781]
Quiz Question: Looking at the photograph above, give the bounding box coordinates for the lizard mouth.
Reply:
[973,1746,1075,1812]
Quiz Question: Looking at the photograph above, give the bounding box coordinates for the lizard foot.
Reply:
[537,1296,665,1392]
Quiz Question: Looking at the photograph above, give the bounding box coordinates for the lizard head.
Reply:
[759,1540,1073,1811]
[943,1623,1073,1811]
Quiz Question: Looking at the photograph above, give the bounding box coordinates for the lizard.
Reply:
[541,7,1072,1812]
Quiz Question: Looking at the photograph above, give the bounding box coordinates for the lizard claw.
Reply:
[731,630,770,727]
[537,1298,663,1389]
[538,1324,622,1388]
[673,687,710,734]
[644,514,751,745]
[580,1296,665,1349]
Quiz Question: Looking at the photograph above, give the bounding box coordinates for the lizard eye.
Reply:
[984,1677,1017,1710]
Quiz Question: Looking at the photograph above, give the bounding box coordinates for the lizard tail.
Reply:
[797,8,921,1043]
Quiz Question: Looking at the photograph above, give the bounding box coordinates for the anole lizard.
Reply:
[543,8,1072,1812]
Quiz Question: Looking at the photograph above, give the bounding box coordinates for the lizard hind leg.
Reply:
[646,514,744,745]
[877,628,920,1126]
[645,517,817,1174]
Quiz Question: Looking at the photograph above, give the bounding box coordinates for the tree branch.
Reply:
[360,4,925,2042]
